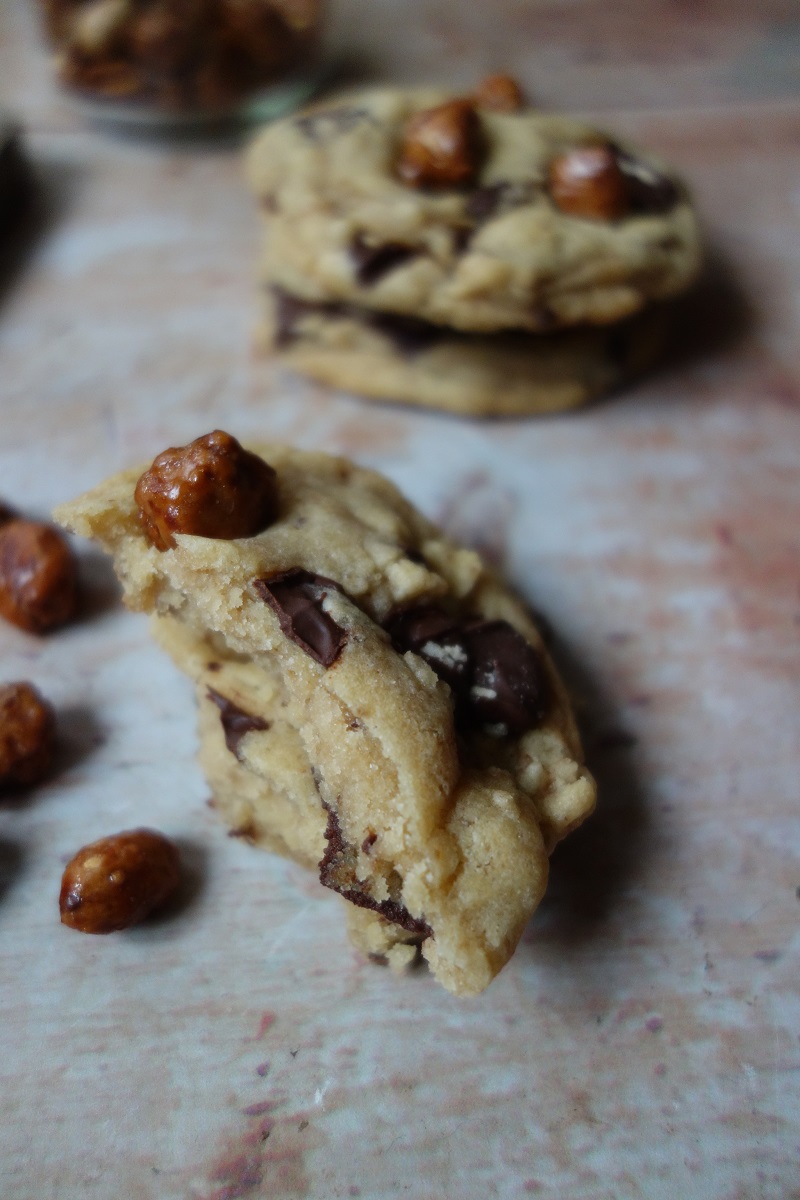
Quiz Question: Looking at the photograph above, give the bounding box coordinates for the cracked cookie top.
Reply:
[247,86,702,334]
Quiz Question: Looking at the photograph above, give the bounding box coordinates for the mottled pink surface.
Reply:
[1,2,799,1198]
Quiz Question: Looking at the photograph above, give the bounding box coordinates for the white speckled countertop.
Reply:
[1,2,799,1197]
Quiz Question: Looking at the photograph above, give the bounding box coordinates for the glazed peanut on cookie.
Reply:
[135,430,279,551]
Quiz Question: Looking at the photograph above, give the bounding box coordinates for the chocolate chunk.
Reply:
[319,803,432,939]
[271,288,326,347]
[465,183,508,222]
[295,106,368,140]
[386,605,470,693]
[207,688,269,758]
[270,286,443,358]
[614,149,679,215]
[350,234,419,286]
[464,620,548,735]
[363,311,444,357]
[465,180,538,223]
[254,569,347,667]
[387,607,548,735]
[452,225,474,253]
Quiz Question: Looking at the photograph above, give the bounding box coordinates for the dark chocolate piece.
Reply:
[387,605,470,693]
[465,180,538,223]
[363,310,444,356]
[614,149,679,215]
[319,803,432,939]
[350,234,419,286]
[465,183,508,222]
[207,688,269,758]
[464,620,548,734]
[387,607,548,735]
[272,288,330,347]
[254,568,347,667]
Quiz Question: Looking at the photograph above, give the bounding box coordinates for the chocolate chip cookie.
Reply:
[55,437,596,995]
[246,86,701,335]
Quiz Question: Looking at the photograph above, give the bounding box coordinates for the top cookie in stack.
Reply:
[247,77,702,416]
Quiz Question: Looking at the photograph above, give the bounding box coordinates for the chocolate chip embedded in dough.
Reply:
[318,803,432,939]
[464,620,548,735]
[386,605,470,694]
[465,180,539,223]
[207,688,269,759]
[363,311,444,357]
[254,569,347,667]
[614,148,679,215]
[271,287,322,346]
[350,234,420,286]
[465,183,508,222]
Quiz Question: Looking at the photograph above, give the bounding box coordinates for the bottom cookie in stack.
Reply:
[260,285,670,417]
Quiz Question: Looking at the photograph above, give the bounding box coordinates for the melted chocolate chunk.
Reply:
[270,286,444,358]
[465,180,539,223]
[318,803,432,939]
[272,289,329,347]
[465,183,508,222]
[207,688,269,758]
[254,569,347,667]
[464,620,548,735]
[387,607,548,735]
[294,106,369,140]
[452,225,474,253]
[363,311,444,356]
[350,234,419,286]
[614,149,679,215]
[387,605,470,693]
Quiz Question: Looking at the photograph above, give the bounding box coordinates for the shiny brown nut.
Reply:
[397,99,484,189]
[0,519,79,634]
[59,828,181,933]
[548,145,631,221]
[0,681,57,790]
[134,430,279,552]
[474,74,525,113]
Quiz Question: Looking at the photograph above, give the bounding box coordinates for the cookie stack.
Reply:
[246,79,702,417]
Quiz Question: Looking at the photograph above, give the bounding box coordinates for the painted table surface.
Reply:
[1,2,799,1198]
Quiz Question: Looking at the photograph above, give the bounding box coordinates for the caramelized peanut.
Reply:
[548,145,631,221]
[60,828,181,933]
[0,519,78,633]
[134,430,279,552]
[397,99,483,189]
[474,74,525,113]
[0,681,57,789]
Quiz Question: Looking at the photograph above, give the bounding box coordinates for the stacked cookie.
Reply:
[246,79,702,416]
[56,433,596,995]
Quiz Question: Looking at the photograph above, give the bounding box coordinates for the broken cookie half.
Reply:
[55,432,596,995]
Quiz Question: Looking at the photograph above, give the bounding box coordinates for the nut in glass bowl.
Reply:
[38,0,326,128]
